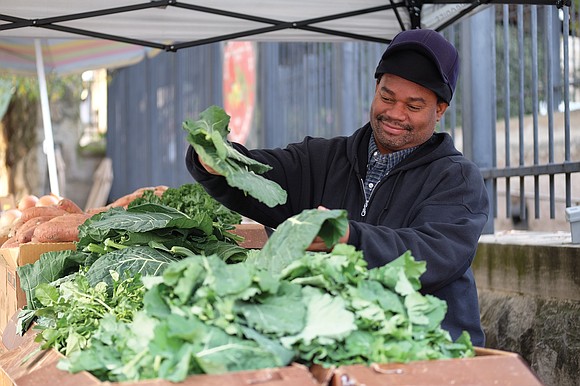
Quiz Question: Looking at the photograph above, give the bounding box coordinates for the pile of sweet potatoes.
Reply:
[1,197,91,248]
[86,185,168,214]
[0,186,169,248]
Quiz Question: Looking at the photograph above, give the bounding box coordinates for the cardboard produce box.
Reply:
[0,325,322,386]
[0,331,544,386]
[232,223,269,249]
[1,314,543,386]
[0,243,76,335]
[329,347,544,386]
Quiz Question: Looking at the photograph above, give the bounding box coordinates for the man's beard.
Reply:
[372,115,414,152]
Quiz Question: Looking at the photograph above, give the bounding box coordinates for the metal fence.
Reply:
[459,4,580,232]
[107,3,578,233]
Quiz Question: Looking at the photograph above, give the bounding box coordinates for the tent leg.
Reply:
[34,38,60,197]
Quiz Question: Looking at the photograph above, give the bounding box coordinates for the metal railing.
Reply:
[441,4,579,232]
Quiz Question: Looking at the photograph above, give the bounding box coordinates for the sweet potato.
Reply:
[56,198,84,214]
[16,205,68,224]
[109,192,141,208]
[10,206,69,236]
[86,206,109,215]
[110,185,169,208]
[1,236,19,249]
[31,213,91,243]
[14,216,54,244]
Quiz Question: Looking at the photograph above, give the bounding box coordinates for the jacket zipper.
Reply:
[360,172,391,217]
[360,178,377,217]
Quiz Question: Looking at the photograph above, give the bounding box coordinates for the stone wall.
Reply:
[474,232,580,386]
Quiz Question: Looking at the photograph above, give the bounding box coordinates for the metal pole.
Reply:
[461,8,495,234]
[34,38,60,196]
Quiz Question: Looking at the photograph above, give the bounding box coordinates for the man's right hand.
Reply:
[198,155,221,175]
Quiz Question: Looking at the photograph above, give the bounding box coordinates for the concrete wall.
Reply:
[474,232,580,386]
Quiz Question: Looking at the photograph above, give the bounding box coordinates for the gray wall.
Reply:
[474,237,580,386]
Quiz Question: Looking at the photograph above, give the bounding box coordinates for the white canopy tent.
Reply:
[0,1,496,47]
[0,0,570,195]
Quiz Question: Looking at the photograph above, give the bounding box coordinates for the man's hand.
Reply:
[306,206,350,251]
[198,155,221,175]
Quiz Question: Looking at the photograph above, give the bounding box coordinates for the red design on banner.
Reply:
[223,41,256,145]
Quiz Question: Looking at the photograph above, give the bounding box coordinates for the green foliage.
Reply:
[75,203,247,262]
[182,106,287,207]
[0,73,83,105]
[129,182,242,230]
[248,208,348,274]
[32,269,145,357]
[22,209,474,383]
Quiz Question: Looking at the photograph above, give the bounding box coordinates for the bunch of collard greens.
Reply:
[37,209,474,383]
[17,198,248,332]
[183,105,287,208]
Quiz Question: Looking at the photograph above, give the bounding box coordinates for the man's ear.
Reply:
[436,101,449,119]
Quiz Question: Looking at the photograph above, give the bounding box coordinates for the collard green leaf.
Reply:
[250,208,348,274]
[240,326,295,367]
[369,250,426,295]
[182,105,286,207]
[88,204,210,236]
[404,292,447,330]
[87,246,178,288]
[195,328,281,374]
[17,250,89,310]
[221,161,287,208]
[235,282,306,336]
[280,286,356,347]
[204,254,253,297]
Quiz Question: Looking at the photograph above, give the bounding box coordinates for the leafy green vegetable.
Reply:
[86,246,178,288]
[76,203,248,262]
[22,208,474,383]
[248,208,348,274]
[50,210,473,382]
[16,196,248,331]
[183,105,287,207]
[129,182,242,233]
[32,270,145,357]
[17,250,92,309]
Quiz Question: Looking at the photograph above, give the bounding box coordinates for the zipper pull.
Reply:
[361,200,368,217]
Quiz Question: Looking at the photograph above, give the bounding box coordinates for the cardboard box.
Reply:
[1,315,544,386]
[0,325,322,386]
[0,338,545,386]
[232,223,269,249]
[329,347,544,386]
[0,243,76,335]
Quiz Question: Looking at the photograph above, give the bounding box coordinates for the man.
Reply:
[186,29,490,346]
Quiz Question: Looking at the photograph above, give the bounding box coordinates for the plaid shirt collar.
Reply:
[364,135,417,200]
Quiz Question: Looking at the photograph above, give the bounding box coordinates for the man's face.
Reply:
[369,73,448,154]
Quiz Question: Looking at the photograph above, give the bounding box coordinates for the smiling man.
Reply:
[187,29,490,346]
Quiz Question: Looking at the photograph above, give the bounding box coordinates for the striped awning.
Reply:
[0,37,155,75]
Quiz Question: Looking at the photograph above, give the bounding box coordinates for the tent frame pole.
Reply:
[34,38,60,196]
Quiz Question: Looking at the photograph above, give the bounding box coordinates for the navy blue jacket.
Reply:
[186,123,490,346]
